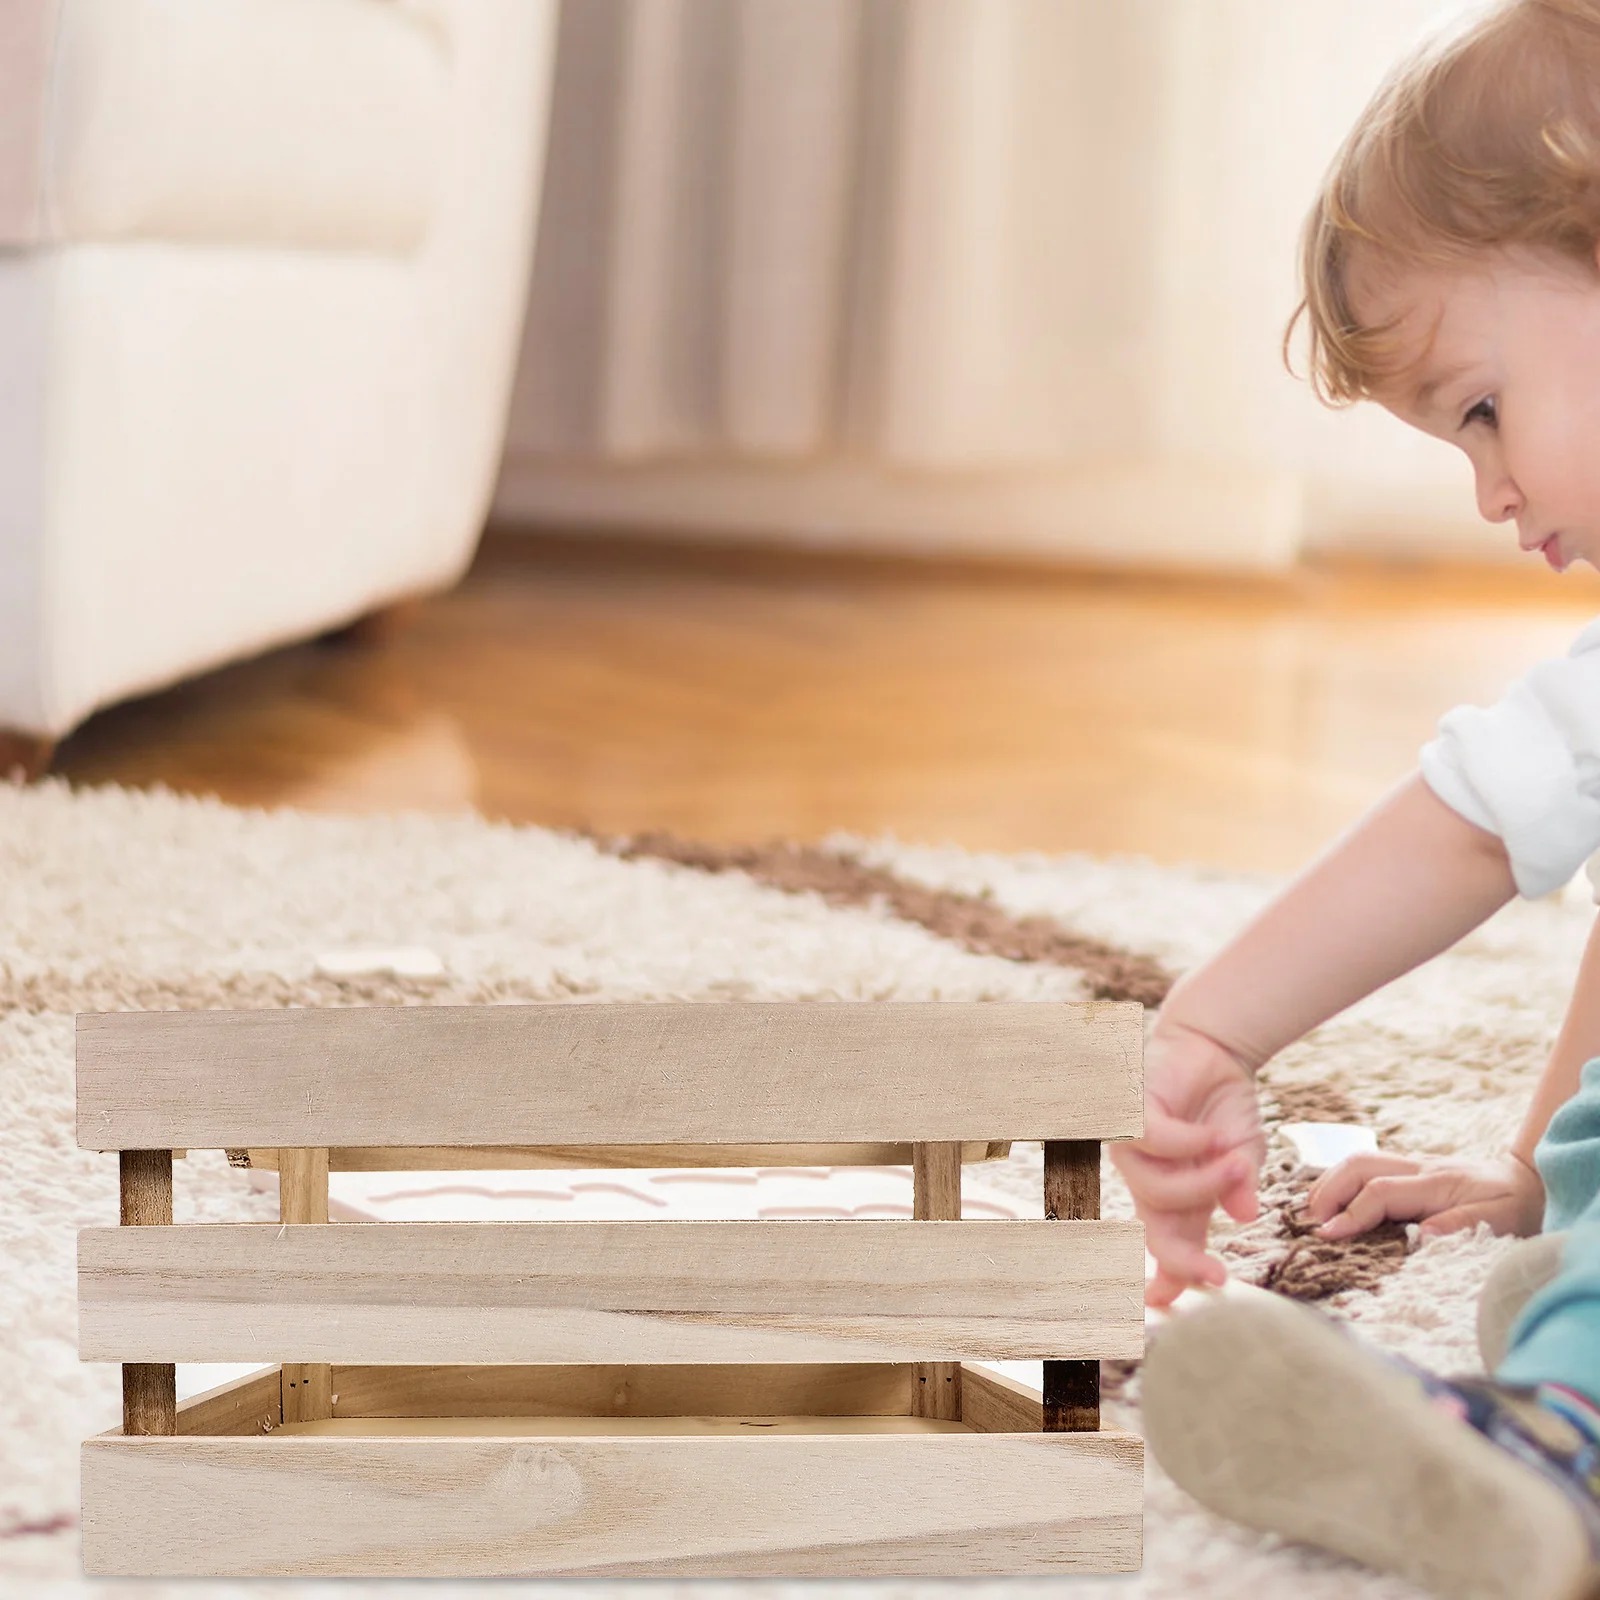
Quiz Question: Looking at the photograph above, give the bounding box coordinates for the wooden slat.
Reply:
[175,1368,282,1437]
[81,1430,1143,1575]
[1045,1137,1101,1220]
[911,1142,962,1421]
[118,1151,175,1437]
[78,1219,1145,1365]
[121,1368,176,1433]
[960,1365,1046,1434]
[120,1151,172,1227]
[76,1001,1143,1150]
[171,1365,917,1432]
[1044,1140,1102,1432]
[278,1416,968,1437]
[277,1148,329,1225]
[329,1363,915,1419]
[912,1143,963,1220]
[278,1150,332,1425]
[244,1140,1009,1171]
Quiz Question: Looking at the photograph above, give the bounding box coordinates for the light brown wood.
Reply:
[912,1142,963,1422]
[118,1151,175,1437]
[1045,1137,1101,1222]
[78,1218,1145,1364]
[1045,1140,1103,1433]
[51,536,1600,876]
[75,1001,1143,1151]
[80,1428,1144,1575]
[912,1142,963,1220]
[282,1365,333,1424]
[243,1139,1008,1171]
[958,1365,1046,1434]
[120,1367,176,1435]
[276,1147,329,1224]
[174,1367,282,1437]
[119,1150,173,1227]
[71,537,1542,1578]
[280,1415,970,1437]
[328,1363,916,1419]
[277,1149,332,1425]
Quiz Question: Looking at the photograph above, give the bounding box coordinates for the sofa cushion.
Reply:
[0,1,60,245]
[5,0,446,254]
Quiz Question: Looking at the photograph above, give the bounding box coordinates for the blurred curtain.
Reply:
[493,0,1487,570]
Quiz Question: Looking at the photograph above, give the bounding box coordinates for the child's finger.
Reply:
[1414,1204,1483,1241]
[1217,1162,1261,1224]
[1304,1153,1423,1222]
[1129,1099,1227,1161]
[1315,1171,1453,1238]
[1144,1240,1227,1307]
[1143,1209,1226,1275]
[1146,1265,1198,1309]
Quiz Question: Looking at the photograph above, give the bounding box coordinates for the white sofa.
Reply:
[0,0,559,768]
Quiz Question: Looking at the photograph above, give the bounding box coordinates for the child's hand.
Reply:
[1110,1021,1265,1308]
[1305,1150,1544,1241]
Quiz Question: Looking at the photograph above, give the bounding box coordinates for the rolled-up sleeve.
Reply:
[1419,618,1600,898]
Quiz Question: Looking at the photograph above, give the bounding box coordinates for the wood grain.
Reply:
[1045,1138,1101,1221]
[277,1149,332,1425]
[278,1416,969,1437]
[76,1001,1143,1151]
[78,1219,1145,1364]
[912,1143,962,1221]
[120,1367,176,1435]
[81,1429,1144,1575]
[957,1365,1045,1434]
[912,1142,962,1421]
[117,1151,175,1437]
[1045,1140,1102,1432]
[244,1140,1008,1171]
[52,534,1600,876]
[327,1363,916,1419]
[119,1150,172,1227]
[175,1367,282,1437]
[276,1148,329,1225]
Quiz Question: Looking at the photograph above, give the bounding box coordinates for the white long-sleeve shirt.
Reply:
[1420,617,1600,898]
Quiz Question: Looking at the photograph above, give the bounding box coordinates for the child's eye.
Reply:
[1461,396,1498,430]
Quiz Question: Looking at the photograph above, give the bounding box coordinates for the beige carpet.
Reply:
[2,781,1590,1597]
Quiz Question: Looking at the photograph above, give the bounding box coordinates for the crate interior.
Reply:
[274,1416,973,1437]
[159,1360,1047,1441]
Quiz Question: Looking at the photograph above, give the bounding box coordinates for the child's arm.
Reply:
[1304,908,1600,1241]
[1112,772,1517,1306]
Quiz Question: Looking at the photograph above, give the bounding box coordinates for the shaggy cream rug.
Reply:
[2,781,1591,1598]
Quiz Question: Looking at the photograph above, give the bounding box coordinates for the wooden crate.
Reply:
[77,1000,1145,1576]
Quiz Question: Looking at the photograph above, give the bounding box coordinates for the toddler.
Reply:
[1117,3,1600,1594]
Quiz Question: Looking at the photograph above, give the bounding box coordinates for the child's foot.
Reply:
[1143,1287,1600,1600]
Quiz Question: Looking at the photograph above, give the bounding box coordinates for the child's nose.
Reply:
[1474,464,1523,524]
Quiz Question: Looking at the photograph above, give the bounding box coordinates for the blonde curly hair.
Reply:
[1294,0,1600,403]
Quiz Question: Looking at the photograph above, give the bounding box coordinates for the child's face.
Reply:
[1351,248,1600,572]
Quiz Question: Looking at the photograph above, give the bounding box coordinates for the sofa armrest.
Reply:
[0,0,60,245]
[2,0,448,256]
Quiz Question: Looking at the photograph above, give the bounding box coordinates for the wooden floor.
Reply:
[52,534,1600,875]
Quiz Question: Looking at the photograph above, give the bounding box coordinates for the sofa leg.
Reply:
[324,597,425,649]
[0,732,55,783]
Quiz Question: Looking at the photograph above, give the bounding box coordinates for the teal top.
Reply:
[1496,1055,1600,1400]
